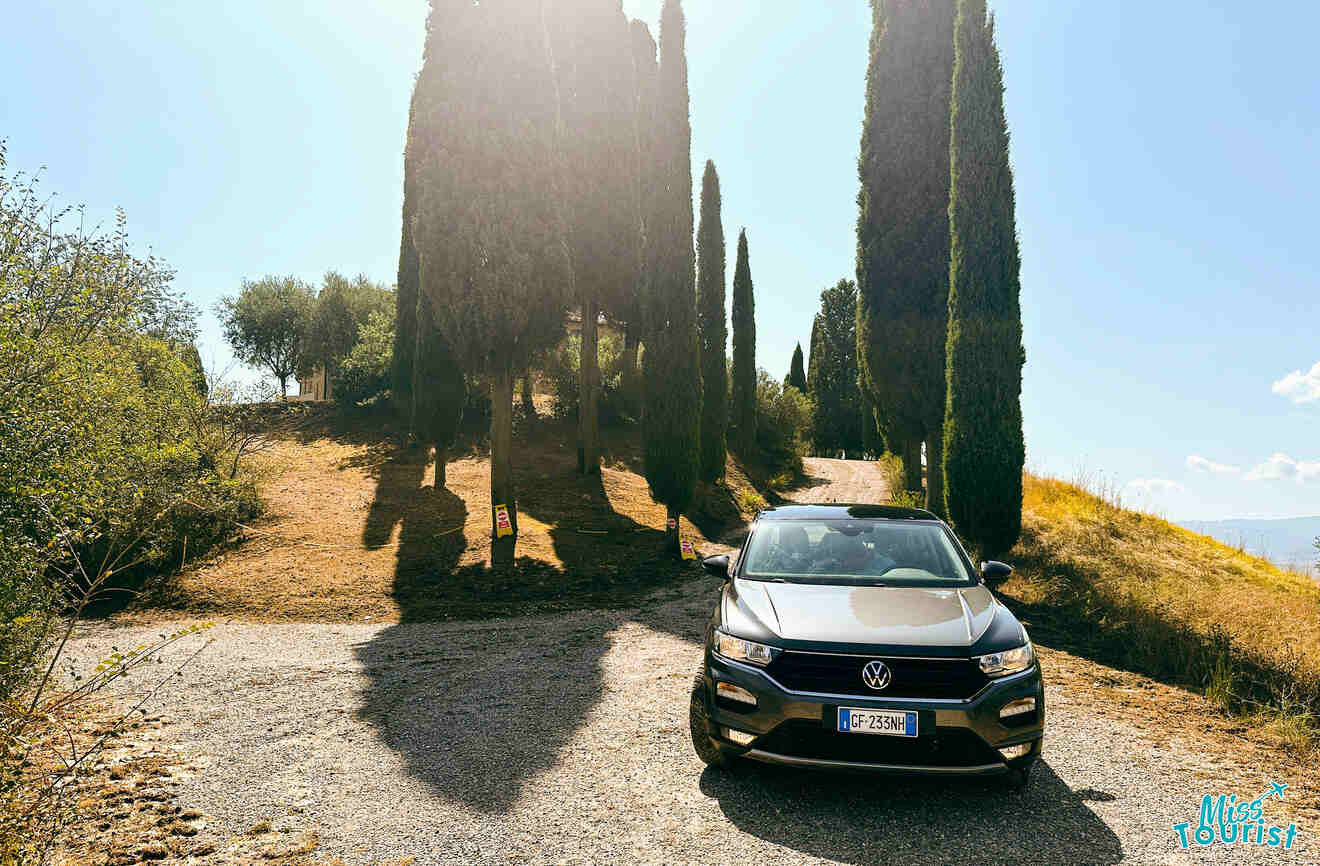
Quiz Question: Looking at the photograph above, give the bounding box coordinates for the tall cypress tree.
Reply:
[411,0,571,564]
[552,0,642,475]
[642,0,701,553]
[621,20,659,419]
[729,229,756,450]
[391,88,420,419]
[806,314,826,452]
[944,0,1024,556]
[398,10,465,484]
[696,160,727,482]
[809,279,863,457]
[785,343,807,392]
[856,0,956,510]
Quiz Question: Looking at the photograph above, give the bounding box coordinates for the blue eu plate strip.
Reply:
[905,711,917,736]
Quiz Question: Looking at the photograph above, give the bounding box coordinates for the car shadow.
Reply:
[699,759,1123,865]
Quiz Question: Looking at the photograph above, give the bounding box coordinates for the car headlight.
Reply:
[713,629,780,666]
[976,642,1034,677]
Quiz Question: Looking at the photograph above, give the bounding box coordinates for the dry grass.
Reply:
[119,410,743,624]
[1001,474,1320,756]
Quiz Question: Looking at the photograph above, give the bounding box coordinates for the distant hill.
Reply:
[1179,516,1320,573]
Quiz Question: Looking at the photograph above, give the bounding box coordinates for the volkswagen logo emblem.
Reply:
[861,660,891,691]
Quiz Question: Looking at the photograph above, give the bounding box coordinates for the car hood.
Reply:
[729,580,1001,648]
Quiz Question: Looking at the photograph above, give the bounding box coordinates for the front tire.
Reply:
[689,674,735,769]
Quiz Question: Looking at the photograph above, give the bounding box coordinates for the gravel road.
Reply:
[72,587,1314,865]
[792,458,891,504]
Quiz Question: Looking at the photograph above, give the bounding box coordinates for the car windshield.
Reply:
[740,519,975,586]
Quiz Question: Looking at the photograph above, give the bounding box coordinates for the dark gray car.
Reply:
[689,504,1044,788]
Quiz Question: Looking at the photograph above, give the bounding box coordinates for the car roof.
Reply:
[755,503,938,521]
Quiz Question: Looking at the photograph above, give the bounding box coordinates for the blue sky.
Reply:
[4,1,1317,521]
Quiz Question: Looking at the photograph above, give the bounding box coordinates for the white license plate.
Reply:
[837,707,917,737]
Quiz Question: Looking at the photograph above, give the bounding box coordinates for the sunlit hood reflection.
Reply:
[738,581,997,647]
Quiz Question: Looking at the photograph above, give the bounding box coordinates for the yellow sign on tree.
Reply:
[493,503,513,538]
[680,539,697,560]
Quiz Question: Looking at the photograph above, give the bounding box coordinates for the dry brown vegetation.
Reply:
[122,407,757,624]
[1002,474,1320,756]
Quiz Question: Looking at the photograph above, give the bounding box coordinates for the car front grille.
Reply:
[754,721,1000,767]
[767,651,989,699]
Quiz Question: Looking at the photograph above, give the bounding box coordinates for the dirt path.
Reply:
[789,457,891,505]
[67,456,1319,864]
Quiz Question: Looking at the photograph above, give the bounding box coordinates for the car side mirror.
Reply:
[980,560,1014,584]
[702,554,731,579]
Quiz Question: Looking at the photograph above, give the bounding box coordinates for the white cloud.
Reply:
[1185,455,1241,475]
[1126,478,1184,494]
[1243,452,1320,484]
[1272,361,1320,405]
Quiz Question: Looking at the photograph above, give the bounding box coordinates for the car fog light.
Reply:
[716,682,757,706]
[998,742,1032,761]
[999,697,1036,719]
[723,728,756,746]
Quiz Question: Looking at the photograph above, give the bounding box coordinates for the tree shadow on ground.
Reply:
[353,417,727,814]
[360,445,469,616]
[775,468,832,500]
[354,611,623,814]
[699,759,1122,865]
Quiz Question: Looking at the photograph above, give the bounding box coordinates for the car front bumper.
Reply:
[702,648,1045,775]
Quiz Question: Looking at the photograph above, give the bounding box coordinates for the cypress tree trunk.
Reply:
[622,325,640,412]
[902,438,923,498]
[578,297,601,475]
[521,366,535,418]
[925,430,945,517]
[666,505,681,555]
[411,290,463,489]
[490,367,517,566]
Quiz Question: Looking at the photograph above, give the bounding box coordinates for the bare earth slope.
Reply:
[66,441,1319,864]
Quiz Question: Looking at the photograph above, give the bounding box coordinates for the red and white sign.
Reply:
[680,539,697,560]
[494,504,513,538]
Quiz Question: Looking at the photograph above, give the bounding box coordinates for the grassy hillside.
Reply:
[1001,474,1320,753]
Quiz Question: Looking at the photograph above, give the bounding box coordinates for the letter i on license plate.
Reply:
[838,708,917,737]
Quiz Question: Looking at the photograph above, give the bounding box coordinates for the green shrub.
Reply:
[753,371,812,476]
[545,331,629,424]
[336,309,394,408]
[737,489,769,513]
[0,147,260,695]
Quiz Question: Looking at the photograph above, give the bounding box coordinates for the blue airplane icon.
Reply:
[1267,781,1288,800]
